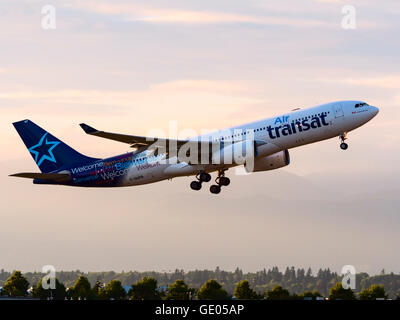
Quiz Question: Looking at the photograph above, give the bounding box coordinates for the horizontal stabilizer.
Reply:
[9,172,71,182]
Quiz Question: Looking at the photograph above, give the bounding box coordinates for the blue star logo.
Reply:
[28,132,60,167]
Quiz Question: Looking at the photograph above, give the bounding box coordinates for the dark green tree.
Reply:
[32,278,66,300]
[328,282,356,300]
[265,285,290,300]
[166,279,191,300]
[299,290,322,300]
[197,279,229,300]
[1,271,29,296]
[233,280,258,299]
[359,284,387,300]
[104,280,126,300]
[70,275,93,300]
[128,277,160,300]
[92,280,107,300]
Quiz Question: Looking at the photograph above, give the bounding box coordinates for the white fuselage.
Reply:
[112,100,379,186]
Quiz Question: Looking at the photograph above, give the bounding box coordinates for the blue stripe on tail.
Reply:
[13,119,99,173]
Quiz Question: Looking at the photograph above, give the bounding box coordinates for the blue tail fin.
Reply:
[13,119,99,173]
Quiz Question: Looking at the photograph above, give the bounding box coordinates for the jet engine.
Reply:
[245,150,290,172]
[211,140,256,165]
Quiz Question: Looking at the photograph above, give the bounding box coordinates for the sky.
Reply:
[0,0,399,275]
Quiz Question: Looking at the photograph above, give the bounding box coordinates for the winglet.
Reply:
[80,123,98,134]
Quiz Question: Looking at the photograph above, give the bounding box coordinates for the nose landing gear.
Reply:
[339,132,348,150]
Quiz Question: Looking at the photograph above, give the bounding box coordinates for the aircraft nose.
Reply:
[371,106,379,116]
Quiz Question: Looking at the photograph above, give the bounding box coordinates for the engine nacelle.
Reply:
[211,140,255,165]
[245,150,290,172]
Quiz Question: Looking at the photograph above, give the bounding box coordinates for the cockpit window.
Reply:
[355,102,369,108]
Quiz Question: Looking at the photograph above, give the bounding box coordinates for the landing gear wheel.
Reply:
[210,185,221,194]
[219,177,230,186]
[199,172,211,182]
[339,132,348,150]
[190,181,202,191]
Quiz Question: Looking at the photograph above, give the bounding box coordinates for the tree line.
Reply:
[2,267,400,297]
[0,269,399,300]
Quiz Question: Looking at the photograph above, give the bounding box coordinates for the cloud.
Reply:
[394,94,400,104]
[318,75,400,89]
[72,1,260,24]
[342,76,400,89]
[0,79,267,134]
[0,79,257,106]
[152,80,250,93]
[71,1,332,28]
[131,10,329,28]
[70,0,396,29]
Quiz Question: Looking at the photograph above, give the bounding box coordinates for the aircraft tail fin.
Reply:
[13,119,99,173]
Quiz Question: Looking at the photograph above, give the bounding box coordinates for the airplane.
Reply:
[10,100,378,194]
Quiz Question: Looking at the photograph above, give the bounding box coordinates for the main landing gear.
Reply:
[339,132,348,150]
[189,170,230,194]
[210,170,230,195]
[190,171,211,191]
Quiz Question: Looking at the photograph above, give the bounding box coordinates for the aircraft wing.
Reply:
[79,123,190,149]
[79,123,265,159]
